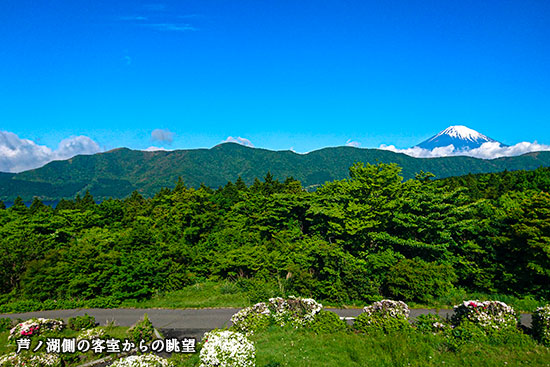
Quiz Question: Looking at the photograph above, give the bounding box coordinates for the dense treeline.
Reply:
[0,164,549,308]
[441,167,550,199]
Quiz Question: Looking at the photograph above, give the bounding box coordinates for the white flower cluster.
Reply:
[77,327,106,340]
[230,303,271,333]
[532,304,550,346]
[0,352,60,367]
[110,354,173,367]
[199,330,255,367]
[362,300,410,319]
[231,297,323,332]
[268,296,323,327]
[452,300,517,330]
[9,318,65,340]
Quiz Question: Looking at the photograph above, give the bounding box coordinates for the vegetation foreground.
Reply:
[1,298,550,367]
[1,164,549,314]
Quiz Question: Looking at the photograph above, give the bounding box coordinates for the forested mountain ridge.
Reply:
[1,143,550,201]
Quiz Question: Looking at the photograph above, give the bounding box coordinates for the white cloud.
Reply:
[222,136,254,147]
[151,129,174,143]
[379,141,550,159]
[143,146,169,151]
[345,139,361,148]
[55,136,101,160]
[288,147,307,155]
[0,131,101,173]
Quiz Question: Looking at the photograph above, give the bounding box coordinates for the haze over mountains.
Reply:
[1,142,550,202]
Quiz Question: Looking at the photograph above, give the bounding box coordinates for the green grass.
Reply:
[119,282,547,313]
[120,281,249,309]
[0,331,10,356]
[1,281,547,314]
[172,327,550,367]
[409,289,548,313]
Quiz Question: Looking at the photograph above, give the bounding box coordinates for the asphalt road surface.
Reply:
[0,307,532,329]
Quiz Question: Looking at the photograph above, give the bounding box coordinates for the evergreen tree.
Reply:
[10,196,27,214]
[29,197,47,214]
[235,176,247,191]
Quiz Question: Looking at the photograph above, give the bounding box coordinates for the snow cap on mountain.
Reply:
[416,125,502,150]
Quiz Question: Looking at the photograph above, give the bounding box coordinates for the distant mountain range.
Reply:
[416,125,503,150]
[1,143,550,202]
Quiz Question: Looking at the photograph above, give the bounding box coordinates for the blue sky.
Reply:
[0,0,549,171]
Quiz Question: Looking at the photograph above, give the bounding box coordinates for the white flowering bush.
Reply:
[199,330,255,367]
[231,296,322,333]
[362,300,410,319]
[110,354,173,367]
[532,304,550,346]
[268,296,322,327]
[0,352,60,367]
[77,327,106,340]
[8,318,64,340]
[451,300,518,331]
[353,300,411,333]
[230,302,271,334]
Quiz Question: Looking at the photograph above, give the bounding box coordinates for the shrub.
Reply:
[532,304,550,346]
[308,311,347,334]
[386,258,456,303]
[110,354,172,367]
[199,330,255,367]
[414,313,447,333]
[352,300,411,334]
[8,318,64,340]
[68,313,96,331]
[87,296,122,308]
[230,303,271,334]
[0,300,43,313]
[0,353,60,367]
[451,300,518,332]
[268,296,323,327]
[128,314,155,344]
[445,321,487,351]
[230,296,323,334]
[235,278,280,304]
[363,299,410,318]
[0,317,13,332]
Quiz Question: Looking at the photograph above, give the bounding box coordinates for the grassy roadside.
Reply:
[1,281,548,313]
[171,327,550,367]
[119,282,249,309]
[121,281,546,313]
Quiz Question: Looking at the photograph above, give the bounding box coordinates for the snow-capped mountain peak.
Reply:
[416,125,501,150]
[435,125,489,141]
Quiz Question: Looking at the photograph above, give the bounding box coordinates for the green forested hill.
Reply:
[1,162,549,311]
[1,143,550,201]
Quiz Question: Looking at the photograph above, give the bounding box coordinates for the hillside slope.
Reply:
[1,143,549,201]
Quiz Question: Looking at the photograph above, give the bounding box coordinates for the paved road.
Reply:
[0,307,532,330]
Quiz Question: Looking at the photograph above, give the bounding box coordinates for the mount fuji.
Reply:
[416,125,504,151]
